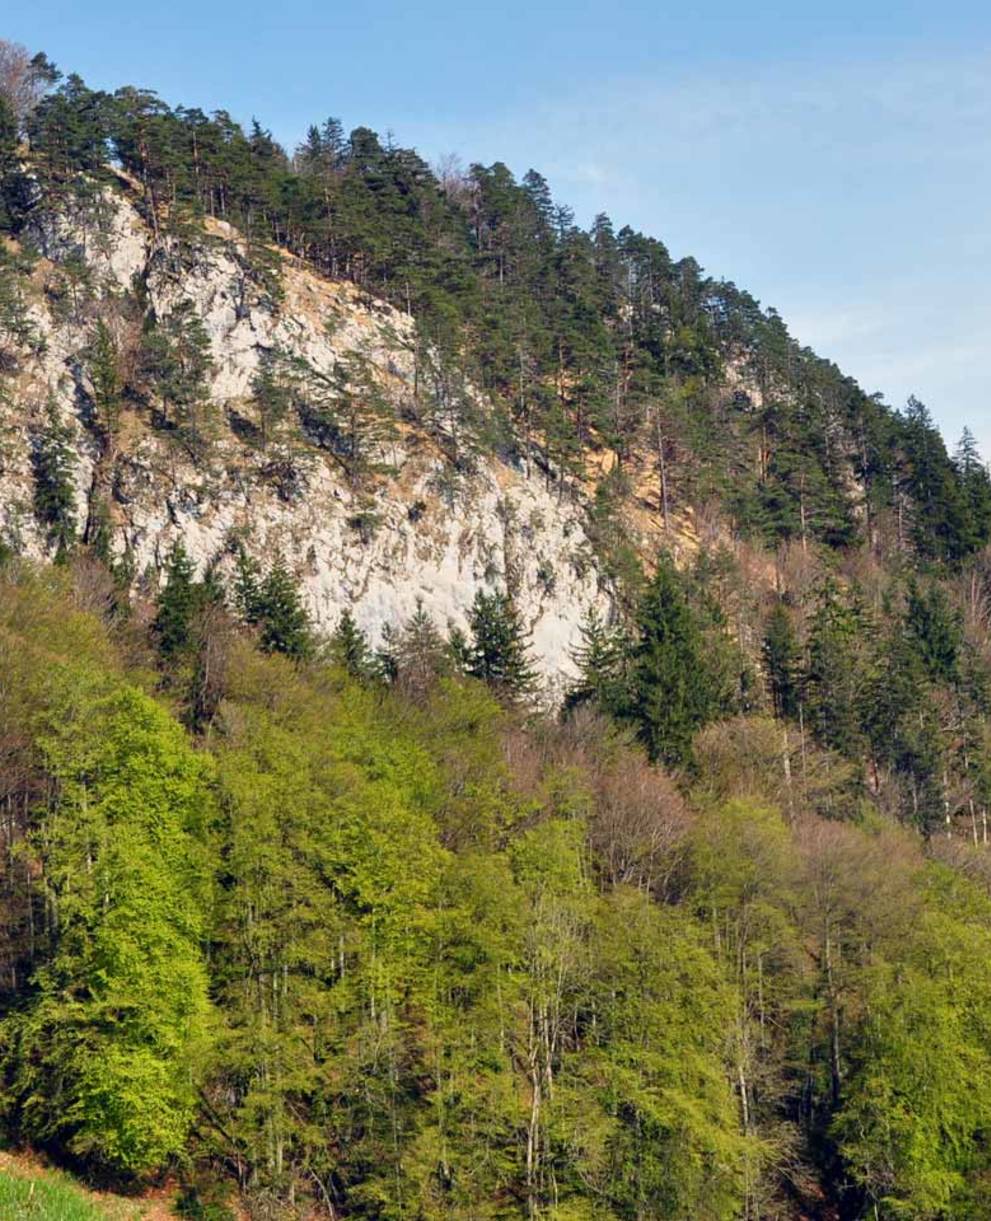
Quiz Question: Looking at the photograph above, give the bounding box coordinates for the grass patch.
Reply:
[0,1164,141,1219]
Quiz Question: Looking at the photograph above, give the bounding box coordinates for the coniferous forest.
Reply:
[4,39,991,1220]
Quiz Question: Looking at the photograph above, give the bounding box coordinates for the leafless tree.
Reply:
[0,39,54,125]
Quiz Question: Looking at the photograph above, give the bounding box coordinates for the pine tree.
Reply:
[139,301,215,450]
[84,318,122,448]
[466,589,537,703]
[251,346,293,451]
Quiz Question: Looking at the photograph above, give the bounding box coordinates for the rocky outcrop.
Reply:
[0,183,611,694]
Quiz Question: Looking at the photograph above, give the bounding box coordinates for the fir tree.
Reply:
[564,605,628,714]
[906,580,963,685]
[392,598,451,693]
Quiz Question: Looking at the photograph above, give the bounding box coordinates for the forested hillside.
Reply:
[4,37,991,1220]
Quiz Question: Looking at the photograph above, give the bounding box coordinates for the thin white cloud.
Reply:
[406,49,991,450]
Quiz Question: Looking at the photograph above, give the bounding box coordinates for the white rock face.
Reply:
[0,185,611,694]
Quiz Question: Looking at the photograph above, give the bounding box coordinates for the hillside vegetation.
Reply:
[3,38,991,1221]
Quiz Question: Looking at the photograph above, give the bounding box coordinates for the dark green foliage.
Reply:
[232,549,312,658]
[327,606,377,680]
[906,579,963,684]
[8,45,991,1218]
[387,598,452,693]
[9,51,990,569]
[82,318,122,447]
[625,555,723,767]
[31,403,77,557]
[153,540,199,660]
[565,604,629,714]
[465,588,538,703]
[0,94,24,231]
[294,350,397,487]
[249,346,292,450]
[804,581,869,758]
[763,600,801,719]
[138,301,215,449]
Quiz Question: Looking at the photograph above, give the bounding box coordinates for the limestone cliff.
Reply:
[0,179,612,693]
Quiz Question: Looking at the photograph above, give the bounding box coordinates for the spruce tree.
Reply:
[256,558,312,660]
[328,607,377,680]
[762,601,801,719]
[31,402,77,559]
[804,581,869,758]
[626,555,720,767]
[565,605,629,715]
[153,540,198,660]
[466,589,537,703]
[906,580,963,685]
[392,598,451,692]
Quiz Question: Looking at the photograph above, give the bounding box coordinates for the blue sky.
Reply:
[7,1,991,454]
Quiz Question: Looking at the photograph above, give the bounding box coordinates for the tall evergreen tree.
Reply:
[466,589,537,703]
[31,402,77,559]
[153,541,199,661]
[328,607,377,680]
[625,554,721,767]
[763,600,801,719]
[256,558,312,660]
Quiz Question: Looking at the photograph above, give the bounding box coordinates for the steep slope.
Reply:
[0,181,610,690]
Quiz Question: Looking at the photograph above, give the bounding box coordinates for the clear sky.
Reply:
[7,2,991,454]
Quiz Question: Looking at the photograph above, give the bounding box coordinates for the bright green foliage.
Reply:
[0,1166,118,1220]
[570,890,750,1218]
[833,869,991,1218]
[466,588,538,703]
[205,647,449,1206]
[6,681,213,1175]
